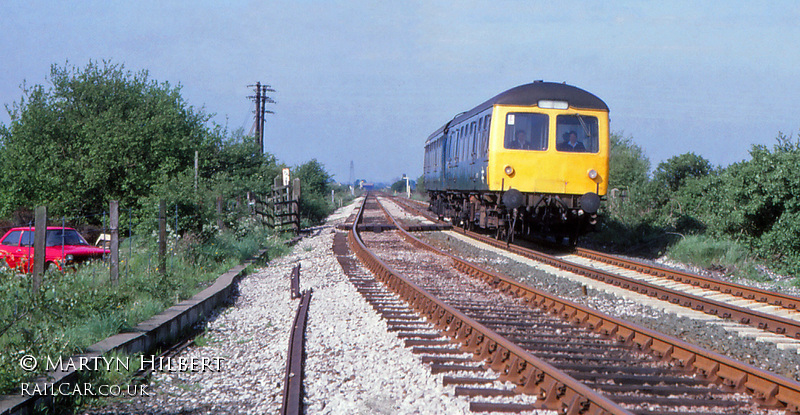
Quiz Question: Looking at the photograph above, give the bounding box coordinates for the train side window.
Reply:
[470,122,477,157]
[504,113,548,151]
[482,114,491,156]
[449,131,456,161]
[477,119,483,153]
[464,124,469,159]
[460,126,466,160]
[556,114,599,153]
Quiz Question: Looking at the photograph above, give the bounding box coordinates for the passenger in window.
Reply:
[510,130,532,150]
[558,131,586,152]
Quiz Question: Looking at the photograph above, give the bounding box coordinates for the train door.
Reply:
[443,122,455,188]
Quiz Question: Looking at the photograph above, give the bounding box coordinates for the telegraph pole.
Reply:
[248,82,275,153]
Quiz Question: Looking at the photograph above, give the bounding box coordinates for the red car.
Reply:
[0,227,108,272]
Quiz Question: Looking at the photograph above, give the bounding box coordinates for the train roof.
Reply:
[426,81,608,143]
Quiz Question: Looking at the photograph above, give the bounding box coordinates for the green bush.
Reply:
[757,211,800,276]
[298,192,332,227]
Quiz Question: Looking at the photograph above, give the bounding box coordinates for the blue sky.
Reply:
[2,1,799,183]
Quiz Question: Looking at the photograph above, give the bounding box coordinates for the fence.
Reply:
[1,175,305,295]
[0,191,273,292]
[251,173,301,234]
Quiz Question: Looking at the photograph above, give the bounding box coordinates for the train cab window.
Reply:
[504,113,548,151]
[556,114,599,153]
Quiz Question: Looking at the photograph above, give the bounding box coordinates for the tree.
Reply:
[0,61,217,218]
[293,159,333,225]
[608,133,649,190]
[294,159,331,196]
[653,152,712,192]
[391,179,406,193]
[415,174,425,195]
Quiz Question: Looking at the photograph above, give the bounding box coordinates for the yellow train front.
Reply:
[423,81,609,243]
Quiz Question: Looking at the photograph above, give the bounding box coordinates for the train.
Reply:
[423,81,609,244]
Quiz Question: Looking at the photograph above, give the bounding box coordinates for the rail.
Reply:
[378,194,800,413]
[281,289,312,415]
[393,196,800,341]
[575,247,800,311]
[350,193,629,415]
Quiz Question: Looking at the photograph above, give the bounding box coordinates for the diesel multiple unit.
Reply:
[423,81,609,243]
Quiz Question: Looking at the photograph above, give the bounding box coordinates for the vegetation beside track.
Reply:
[592,133,800,286]
[0,223,286,395]
[0,60,357,398]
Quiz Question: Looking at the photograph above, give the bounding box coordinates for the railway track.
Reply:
[391,196,800,351]
[344,193,800,414]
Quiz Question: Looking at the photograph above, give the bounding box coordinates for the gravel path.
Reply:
[82,199,492,414]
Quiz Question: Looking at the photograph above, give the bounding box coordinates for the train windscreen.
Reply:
[556,115,599,153]
[504,113,548,151]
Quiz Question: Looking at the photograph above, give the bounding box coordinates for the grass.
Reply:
[0,223,291,396]
[665,235,767,281]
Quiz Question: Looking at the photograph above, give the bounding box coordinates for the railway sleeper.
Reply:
[469,402,540,413]
[404,338,453,347]
[357,195,800,414]
[595,383,729,396]
[397,332,443,339]
[430,363,486,374]
[443,376,497,385]
[455,386,516,397]
[423,356,476,364]
[614,395,746,407]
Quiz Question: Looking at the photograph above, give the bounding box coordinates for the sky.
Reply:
[2,1,799,184]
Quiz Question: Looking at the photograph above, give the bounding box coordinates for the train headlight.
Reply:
[504,165,515,176]
[587,169,599,180]
[538,100,569,109]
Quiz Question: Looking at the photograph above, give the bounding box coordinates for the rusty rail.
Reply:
[376,194,800,413]
[281,289,312,415]
[575,247,800,311]
[351,193,630,415]
[465,229,800,340]
[289,263,301,299]
[391,195,800,341]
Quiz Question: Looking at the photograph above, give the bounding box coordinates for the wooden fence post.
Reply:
[158,200,166,275]
[292,178,301,234]
[32,206,46,293]
[110,200,119,283]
